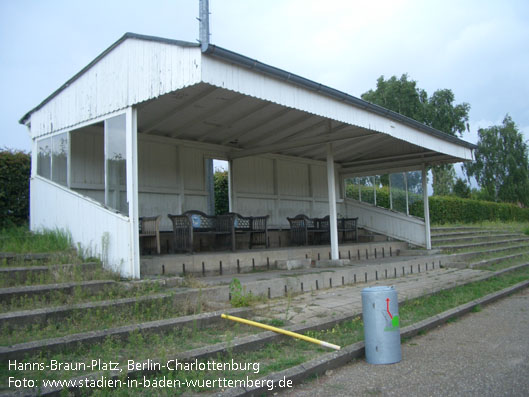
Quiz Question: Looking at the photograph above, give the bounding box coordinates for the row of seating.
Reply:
[140,212,358,254]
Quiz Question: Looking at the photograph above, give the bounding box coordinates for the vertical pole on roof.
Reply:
[126,107,140,278]
[421,165,431,249]
[199,0,210,52]
[326,142,339,260]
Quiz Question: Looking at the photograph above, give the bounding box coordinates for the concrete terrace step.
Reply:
[432,233,522,245]
[0,307,252,361]
[435,237,529,251]
[0,262,99,284]
[33,264,529,397]
[0,280,117,303]
[431,230,504,238]
[446,251,529,269]
[430,226,483,233]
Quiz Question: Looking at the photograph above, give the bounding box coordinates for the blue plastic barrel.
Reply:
[361,285,401,364]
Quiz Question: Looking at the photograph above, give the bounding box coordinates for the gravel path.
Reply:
[282,287,529,397]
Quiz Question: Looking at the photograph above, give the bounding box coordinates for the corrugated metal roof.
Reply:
[19,32,476,151]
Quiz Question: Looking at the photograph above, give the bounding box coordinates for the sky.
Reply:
[2,0,529,167]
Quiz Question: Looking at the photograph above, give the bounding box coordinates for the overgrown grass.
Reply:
[433,221,529,234]
[0,295,211,345]
[0,262,119,288]
[0,226,73,254]
[0,281,169,313]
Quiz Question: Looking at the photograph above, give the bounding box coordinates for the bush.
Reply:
[346,183,529,224]
[425,196,529,224]
[0,149,31,227]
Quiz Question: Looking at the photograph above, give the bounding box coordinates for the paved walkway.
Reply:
[282,287,529,397]
[257,267,491,325]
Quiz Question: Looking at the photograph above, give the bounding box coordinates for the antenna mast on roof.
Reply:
[198,0,210,51]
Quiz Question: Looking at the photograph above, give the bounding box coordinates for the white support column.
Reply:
[404,172,409,216]
[228,159,234,212]
[422,166,431,249]
[326,143,339,260]
[373,176,377,206]
[126,107,140,279]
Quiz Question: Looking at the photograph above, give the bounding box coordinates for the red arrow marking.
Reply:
[386,298,393,319]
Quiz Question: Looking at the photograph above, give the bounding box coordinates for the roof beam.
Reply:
[229,130,377,160]
[170,94,246,138]
[197,101,272,142]
[244,114,317,147]
[342,151,438,168]
[340,154,452,175]
[220,107,291,145]
[140,86,217,134]
[285,124,351,158]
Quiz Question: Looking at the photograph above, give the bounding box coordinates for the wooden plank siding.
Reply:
[30,40,202,138]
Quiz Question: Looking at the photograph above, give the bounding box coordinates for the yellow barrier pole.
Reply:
[221,313,340,350]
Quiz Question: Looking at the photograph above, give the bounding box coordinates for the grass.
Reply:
[0,226,73,254]
[433,221,529,234]
[3,266,528,395]
[0,280,169,313]
[0,262,120,288]
[0,295,210,346]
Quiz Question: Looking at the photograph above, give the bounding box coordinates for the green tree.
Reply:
[453,177,471,199]
[432,166,456,196]
[362,74,470,196]
[464,115,529,206]
[214,168,229,215]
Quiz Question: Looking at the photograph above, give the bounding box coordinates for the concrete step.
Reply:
[0,262,100,286]
[432,233,522,245]
[430,226,483,233]
[431,230,503,238]
[0,280,117,304]
[435,237,529,251]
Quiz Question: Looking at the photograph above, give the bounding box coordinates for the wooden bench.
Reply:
[230,212,269,249]
[168,211,235,253]
[338,217,359,242]
[287,214,329,246]
[287,214,358,245]
[139,215,161,255]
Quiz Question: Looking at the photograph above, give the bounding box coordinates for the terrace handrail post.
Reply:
[326,142,339,260]
[422,165,432,249]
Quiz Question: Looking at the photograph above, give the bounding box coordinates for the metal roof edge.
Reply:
[203,44,477,151]
[19,33,199,125]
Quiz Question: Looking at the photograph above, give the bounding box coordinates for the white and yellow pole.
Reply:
[221,313,341,351]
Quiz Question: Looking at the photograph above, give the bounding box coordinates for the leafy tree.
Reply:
[432,166,456,196]
[214,168,229,215]
[361,74,470,196]
[453,177,471,199]
[464,115,529,206]
[362,74,428,122]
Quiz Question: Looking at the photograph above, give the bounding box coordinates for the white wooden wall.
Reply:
[29,40,202,138]
[343,198,427,247]
[232,155,342,227]
[30,177,135,277]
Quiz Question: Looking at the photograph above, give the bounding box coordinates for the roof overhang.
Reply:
[21,33,475,175]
